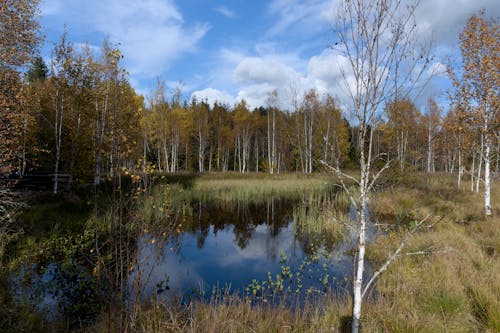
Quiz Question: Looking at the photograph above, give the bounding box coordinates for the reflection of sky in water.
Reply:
[131,219,360,301]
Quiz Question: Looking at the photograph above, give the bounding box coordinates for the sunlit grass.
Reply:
[187,173,337,203]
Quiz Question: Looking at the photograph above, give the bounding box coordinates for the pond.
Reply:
[130,198,376,304]
[13,193,379,323]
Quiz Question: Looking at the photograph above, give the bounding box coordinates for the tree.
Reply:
[330,1,432,331]
[233,100,252,173]
[26,56,48,84]
[266,90,279,174]
[0,0,41,173]
[449,13,498,215]
[48,33,74,194]
[385,99,420,171]
[299,89,319,174]
[424,98,442,173]
[319,95,350,167]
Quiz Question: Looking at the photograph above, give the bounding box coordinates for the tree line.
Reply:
[1,1,498,199]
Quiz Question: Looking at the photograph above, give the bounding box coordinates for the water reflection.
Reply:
[131,198,367,302]
[185,198,292,250]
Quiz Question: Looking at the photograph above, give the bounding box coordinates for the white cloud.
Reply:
[413,0,500,46]
[236,83,276,109]
[428,62,448,78]
[41,0,209,77]
[220,0,497,110]
[214,6,236,19]
[267,0,499,45]
[267,0,336,36]
[233,57,301,86]
[191,88,235,107]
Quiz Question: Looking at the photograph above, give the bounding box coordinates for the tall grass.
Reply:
[363,173,499,332]
[165,173,337,203]
[292,191,350,250]
[92,293,353,333]
[6,172,499,332]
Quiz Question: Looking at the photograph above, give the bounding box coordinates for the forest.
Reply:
[0,0,498,332]
[4,34,499,189]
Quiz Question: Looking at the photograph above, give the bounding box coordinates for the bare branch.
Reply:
[319,159,359,211]
[361,214,431,299]
[319,159,359,185]
[369,159,391,192]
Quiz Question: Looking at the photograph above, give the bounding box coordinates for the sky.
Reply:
[39,0,499,111]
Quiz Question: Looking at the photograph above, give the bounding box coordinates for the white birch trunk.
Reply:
[470,153,475,192]
[476,134,484,192]
[484,137,492,216]
[457,148,462,189]
[267,110,273,174]
[427,124,432,173]
[53,89,65,195]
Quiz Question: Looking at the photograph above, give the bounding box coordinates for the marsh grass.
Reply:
[93,292,353,333]
[363,173,499,332]
[181,173,336,203]
[292,191,350,250]
[120,173,499,332]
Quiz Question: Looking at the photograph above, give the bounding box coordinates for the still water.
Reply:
[15,196,377,323]
[130,198,373,303]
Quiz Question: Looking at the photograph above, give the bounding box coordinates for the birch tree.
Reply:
[49,34,74,194]
[329,1,432,331]
[0,0,40,173]
[300,89,320,173]
[266,90,279,174]
[449,13,498,216]
[425,98,441,173]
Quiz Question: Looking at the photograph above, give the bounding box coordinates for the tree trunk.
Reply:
[470,153,475,192]
[476,134,484,192]
[427,124,432,173]
[53,89,64,195]
[484,136,492,216]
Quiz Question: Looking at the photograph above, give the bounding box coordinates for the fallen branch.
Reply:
[399,246,456,257]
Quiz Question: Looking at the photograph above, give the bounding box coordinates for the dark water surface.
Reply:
[130,198,373,303]
[14,196,378,323]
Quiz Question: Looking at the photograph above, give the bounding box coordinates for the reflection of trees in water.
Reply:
[183,197,295,250]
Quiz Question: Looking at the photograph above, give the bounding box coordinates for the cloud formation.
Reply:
[191,88,235,107]
[214,6,237,19]
[267,0,335,36]
[40,0,500,110]
[41,0,209,77]
[203,0,500,109]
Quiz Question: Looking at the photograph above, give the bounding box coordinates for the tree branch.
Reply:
[361,214,430,299]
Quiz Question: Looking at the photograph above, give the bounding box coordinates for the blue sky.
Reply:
[39,0,499,110]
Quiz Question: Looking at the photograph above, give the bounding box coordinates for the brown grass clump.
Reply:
[92,295,353,333]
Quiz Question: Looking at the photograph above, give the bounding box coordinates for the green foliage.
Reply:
[26,56,48,84]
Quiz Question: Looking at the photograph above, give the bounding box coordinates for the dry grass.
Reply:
[53,173,500,332]
[91,295,353,333]
[363,174,499,332]
[190,173,336,203]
